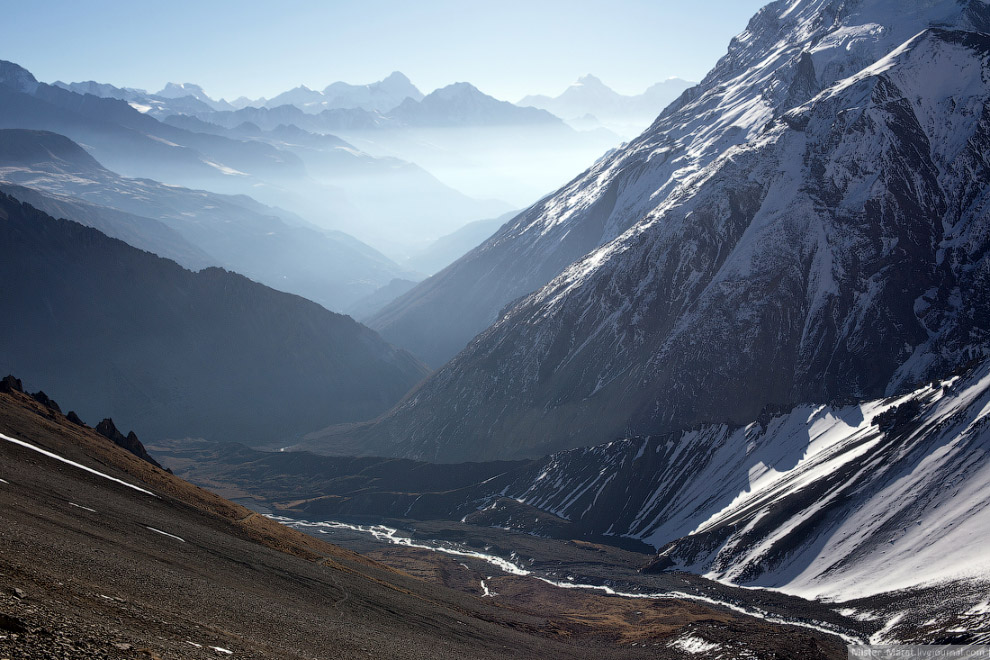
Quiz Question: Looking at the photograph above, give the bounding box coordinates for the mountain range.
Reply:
[176,80,621,208]
[518,74,694,137]
[0,61,302,188]
[191,80,570,132]
[7,62,511,261]
[0,128,414,310]
[45,66,626,224]
[261,71,425,113]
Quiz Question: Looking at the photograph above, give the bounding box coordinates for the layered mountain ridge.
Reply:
[0,192,428,445]
[0,129,412,310]
[5,61,509,261]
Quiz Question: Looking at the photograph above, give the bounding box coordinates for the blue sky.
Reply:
[5,0,770,101]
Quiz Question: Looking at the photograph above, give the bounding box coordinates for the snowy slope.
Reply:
[463,361,990,603]
[346,1,990,461]
[365,0,990,376]
[676,367,990,601]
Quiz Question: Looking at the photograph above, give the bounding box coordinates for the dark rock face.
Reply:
[29,390,61,414]
[95,418,162,469]
[65,411,85,426]
[0,193,428,446]
[0,375,23,393]
[340,13,990,462]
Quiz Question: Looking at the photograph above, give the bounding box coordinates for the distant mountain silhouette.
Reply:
[0,192,428,446]
[389,83,563,128]
[0,129,413,310]
[518,74,693,135]
[0,60,304,187]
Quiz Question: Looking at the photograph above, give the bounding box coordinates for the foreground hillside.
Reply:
[0,193,428,445]
[0,384,850,659]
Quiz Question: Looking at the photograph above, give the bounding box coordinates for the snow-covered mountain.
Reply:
[250,72,425,114]
[0,60,306,190]
[53,80,217,117]
[518,74,693,136]
[155,82,234,111]
[4,62,511,260]
[389,82,564,127]
[322,71,424,112]
[340,0,990,459]
[263,84,323,110]
[55,79,236,115]
[351,359,987,635]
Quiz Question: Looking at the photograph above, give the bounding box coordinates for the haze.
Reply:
[5,0,768,103]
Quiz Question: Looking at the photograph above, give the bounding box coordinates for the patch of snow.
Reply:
[0,433,156,497]
[202,160,247,176]
[146,526,185,542]
[836,608,878,622]
[69,502,97,513]
[966,601,990,616]
[869,612,905,645]
[480,579,497,597]
[668,635,721,654]
[147,135,181,148]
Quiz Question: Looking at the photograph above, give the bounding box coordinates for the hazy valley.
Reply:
[3,1,990,658]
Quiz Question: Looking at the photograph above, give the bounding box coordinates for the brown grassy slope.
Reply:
[0,388,380,569]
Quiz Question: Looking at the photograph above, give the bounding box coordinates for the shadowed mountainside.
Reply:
[0,192,428,445]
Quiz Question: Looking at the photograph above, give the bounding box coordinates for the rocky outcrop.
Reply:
[29,390,61,414]
[0,375,23,393]
[95,418,162,469]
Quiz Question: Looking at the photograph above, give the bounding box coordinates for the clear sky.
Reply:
[4,0,770,102]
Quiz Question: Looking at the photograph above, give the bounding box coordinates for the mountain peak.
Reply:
[0,60,39,94]
[430,82,483,99]
[156,82,207,98]
[575,74,608,88]
[383,71,412,84]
